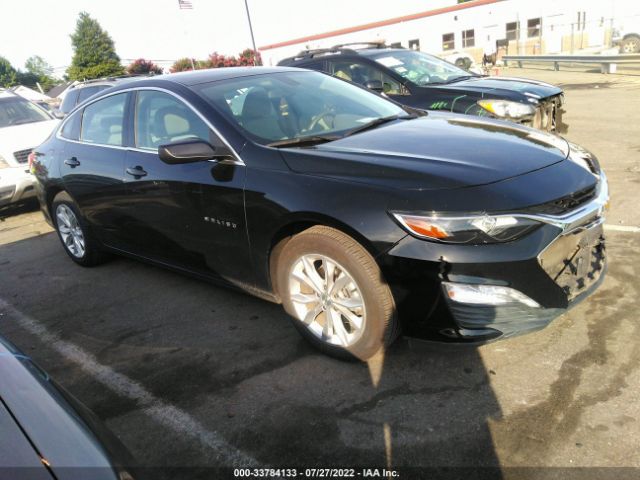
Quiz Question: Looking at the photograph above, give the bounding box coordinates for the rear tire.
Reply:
[51,191,108,267]
[276,226,399,360]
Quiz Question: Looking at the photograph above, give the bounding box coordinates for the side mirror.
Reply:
[364,80,384,92]
[158,140,230,164]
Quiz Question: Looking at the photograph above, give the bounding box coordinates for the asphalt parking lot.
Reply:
[1,68,640,479]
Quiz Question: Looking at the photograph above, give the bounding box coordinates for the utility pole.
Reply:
[244,0,259,65]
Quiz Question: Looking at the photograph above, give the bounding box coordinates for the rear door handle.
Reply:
[64,157,80,167]
[126,166,148,178]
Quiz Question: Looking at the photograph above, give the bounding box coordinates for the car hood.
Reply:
[0,120,59,162]
[432,76,563,100]
[280,113,570,190]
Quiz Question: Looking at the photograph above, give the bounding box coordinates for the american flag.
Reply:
[178,0,193,9]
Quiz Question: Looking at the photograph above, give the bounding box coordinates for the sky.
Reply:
[0,0,449,77]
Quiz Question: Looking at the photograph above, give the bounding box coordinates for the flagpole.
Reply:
[178,0,196,70]
[243,0,258,65]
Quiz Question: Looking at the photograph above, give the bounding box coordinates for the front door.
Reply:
[118,89,251,284]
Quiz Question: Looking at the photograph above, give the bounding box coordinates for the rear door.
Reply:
[118,89,251,282]
[59,92,129,246]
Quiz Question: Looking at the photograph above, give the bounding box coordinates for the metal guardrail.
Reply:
[503,54,640,73]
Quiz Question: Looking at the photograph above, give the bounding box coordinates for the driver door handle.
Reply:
[126,166,148,177]
[64,157,80,167]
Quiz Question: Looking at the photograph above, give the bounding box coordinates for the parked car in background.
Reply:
[0,90,59,206]
[59,75,153,116]
[612,18,640,53]
[278,43,565,132]
[0,335,136,480]
[442,51,483,74]
[33,67,607,360]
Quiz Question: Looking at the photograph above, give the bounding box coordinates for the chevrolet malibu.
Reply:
[31,67,607,360]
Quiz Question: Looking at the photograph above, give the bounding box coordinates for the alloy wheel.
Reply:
[56,204,86,258]
[622,39,640,53]
[288,254,366,347]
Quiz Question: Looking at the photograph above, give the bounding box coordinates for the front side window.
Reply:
[462,29,475,48]
[328,61,402,95]
[195,71,405,144]
[80,93,127,146]
[442,33,455,51]
[371,50,471,86]
[134,91,212,150]
[0,97,51,128]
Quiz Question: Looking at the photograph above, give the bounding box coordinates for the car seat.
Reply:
[240,88,285,140]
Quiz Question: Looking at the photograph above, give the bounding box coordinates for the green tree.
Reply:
[0,56,17,87]
[23,55,58,91]
[126,58,163,75]
[169,58,197,73]
[66,12,124,80]
[25,55,53,77]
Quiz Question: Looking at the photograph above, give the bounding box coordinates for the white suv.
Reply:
[0,90,59,206]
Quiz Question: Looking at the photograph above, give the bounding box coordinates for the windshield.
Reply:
[369,50,473,86]
[0,97,51,128]
[195,71,406,145]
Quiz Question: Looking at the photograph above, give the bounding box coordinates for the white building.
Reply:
[259,0,640,65]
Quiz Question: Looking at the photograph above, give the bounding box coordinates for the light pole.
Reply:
[244,0,259,65]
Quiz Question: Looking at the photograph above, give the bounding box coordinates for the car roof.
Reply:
[105,66,305,90]
[357,48,406,57]
[0,89,18,99]
[279,46,408,65]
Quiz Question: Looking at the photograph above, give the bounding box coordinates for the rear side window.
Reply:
[60,90,80,114]
[60,111,82,141]
[134,90,212,149]
[80,93,127,146]
[328,61,402,95]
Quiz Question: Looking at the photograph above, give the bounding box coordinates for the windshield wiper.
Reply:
[445,75,479,84]
[342,114,416,138]
[267,135,340,148]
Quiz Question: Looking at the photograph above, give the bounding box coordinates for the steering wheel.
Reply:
[415,73,432,85]
[307,109,336,133]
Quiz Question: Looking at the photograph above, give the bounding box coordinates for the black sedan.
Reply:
[0,336,135,480]
[32,67,607,360]
[279,45,565,132]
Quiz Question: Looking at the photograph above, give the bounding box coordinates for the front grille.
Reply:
[532,94,562,132]
[538,223,606,301]
[13,148,32,164]
[526,185,597,216]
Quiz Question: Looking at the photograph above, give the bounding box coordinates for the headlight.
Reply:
[568,142,600,175]
[0,154,9,169]
[443,282,540,308]
[392,213,542,244]
[477,99,536,119]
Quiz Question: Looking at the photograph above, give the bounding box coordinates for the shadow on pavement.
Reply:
[0,230,505,479]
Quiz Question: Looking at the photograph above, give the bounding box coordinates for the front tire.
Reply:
[620,35,640,54]
[52,191,108,266]
[276,226,399,360]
